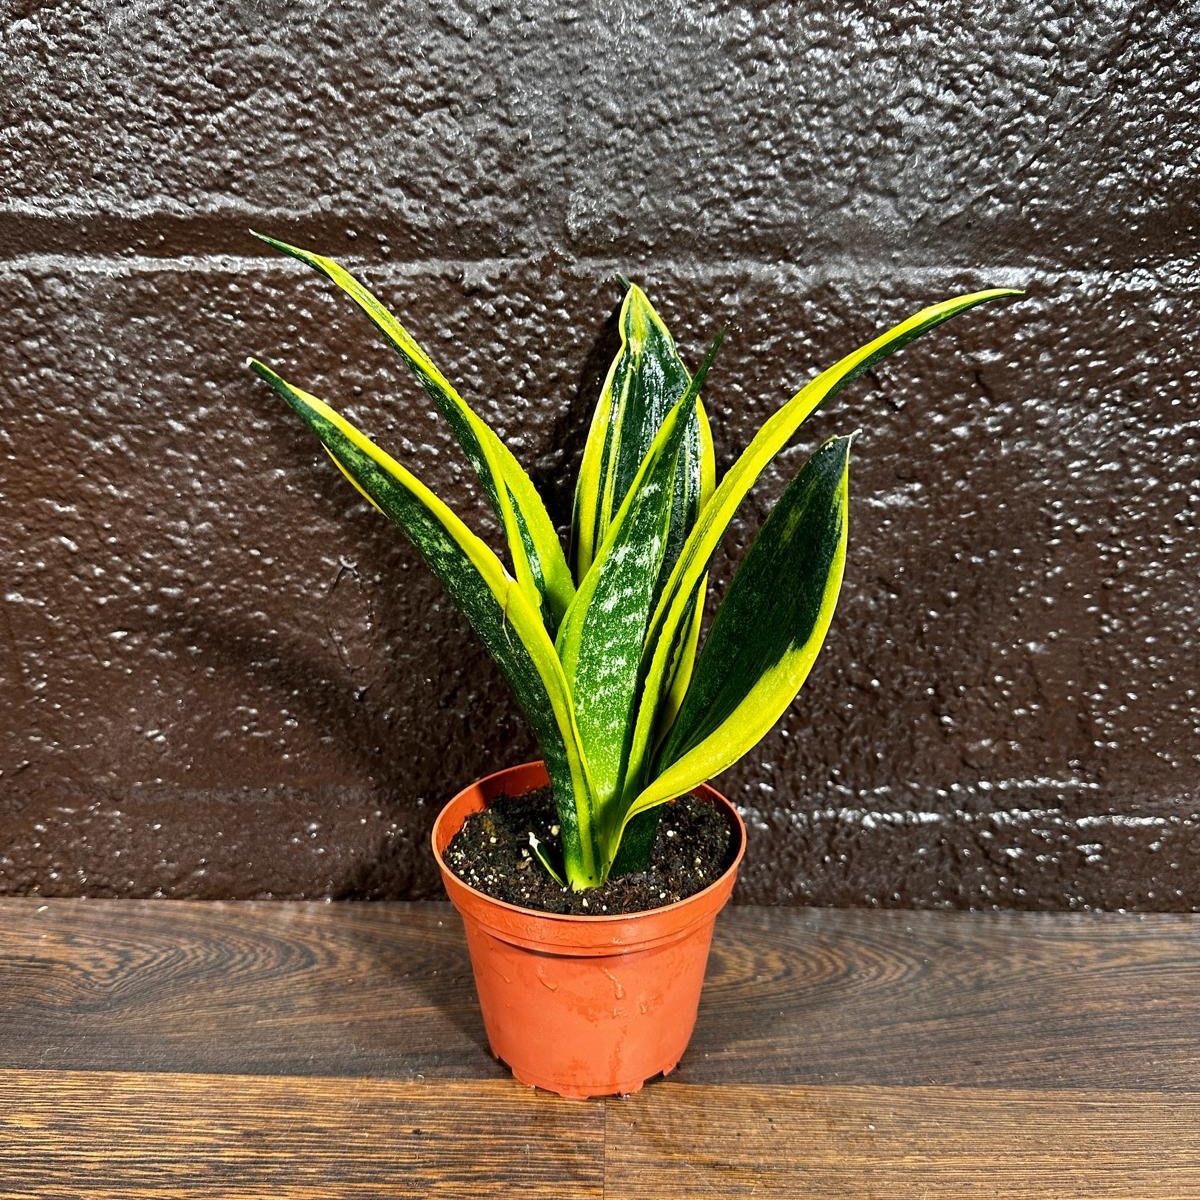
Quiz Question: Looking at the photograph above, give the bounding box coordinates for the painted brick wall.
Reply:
[1,0,1197,906]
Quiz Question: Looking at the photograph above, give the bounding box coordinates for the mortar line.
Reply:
[0,249,1168,291]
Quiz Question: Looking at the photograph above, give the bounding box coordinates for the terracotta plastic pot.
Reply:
[432,760,746,1099]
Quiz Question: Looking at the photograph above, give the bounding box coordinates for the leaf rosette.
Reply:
[252,237,1019,889]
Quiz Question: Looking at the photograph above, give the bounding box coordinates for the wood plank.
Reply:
[0,900,1197,1088]
[0,899,499,1080]
[683,906,1200,1089]
[607,1083,1200,1199]
[0,1069,602,1199]
[3,1073,1195,1199]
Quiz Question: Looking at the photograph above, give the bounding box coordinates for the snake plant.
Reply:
[250,233,1018,890]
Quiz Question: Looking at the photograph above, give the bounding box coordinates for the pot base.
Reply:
[504,1056,680,1101]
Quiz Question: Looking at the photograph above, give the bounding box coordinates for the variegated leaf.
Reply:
[250,360,604,888]
[649,434,850,804]
[621,287,1021,812]
[571,281,713,596]
[556,333,723,816]
[253,233,574,632]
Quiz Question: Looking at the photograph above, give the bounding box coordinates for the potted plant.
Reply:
[250,234,1018,1098]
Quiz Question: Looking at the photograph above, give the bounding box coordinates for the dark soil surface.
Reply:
[443,786,736,915]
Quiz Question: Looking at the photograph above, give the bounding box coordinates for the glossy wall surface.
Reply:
[1,1,1197,906]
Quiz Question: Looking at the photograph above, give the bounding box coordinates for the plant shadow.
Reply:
[524,287,623,530]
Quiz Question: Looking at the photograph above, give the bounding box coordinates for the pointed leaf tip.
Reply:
[249,229,283,249]
[692,326,726,387]
[247,357,277,383]
[250,230,312,261]
[529,832,566,887]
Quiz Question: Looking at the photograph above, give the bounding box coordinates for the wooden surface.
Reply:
[1,901,1197,1197]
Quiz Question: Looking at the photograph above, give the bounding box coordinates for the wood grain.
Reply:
[0,1070,601,1199]
[0,899,499,1080]
[1,900,1199,1196]
[685,906,1200,1089]
[607,1083,1200,1198]
[1,900,1197,1088]
[3,1069,1196,1199]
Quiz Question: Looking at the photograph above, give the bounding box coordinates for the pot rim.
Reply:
[431,758,746,928]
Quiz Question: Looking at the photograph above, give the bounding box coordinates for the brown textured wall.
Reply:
[1,1,1197,908]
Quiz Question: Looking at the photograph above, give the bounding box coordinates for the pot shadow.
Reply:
[405,948,502,1070]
